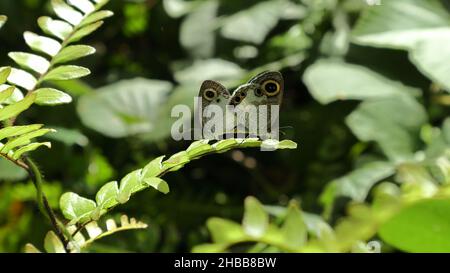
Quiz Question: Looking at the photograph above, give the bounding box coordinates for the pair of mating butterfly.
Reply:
[197,71,284,137]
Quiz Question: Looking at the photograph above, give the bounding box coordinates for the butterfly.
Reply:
[197,71,284,139]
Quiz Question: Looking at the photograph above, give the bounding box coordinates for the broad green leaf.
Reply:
[37,16,73,40]
[80,10,113,27]
[207,218,247,243]
[8,52,50,74]
[44,231,66,253]
[34,88,72,105]
[0,93,36,121]
[67,21,104,44]
[42,65,90,81]
[410,37,450,91]
[0,157,28,181]
[351,0,450,92]
[67,0,95,14]
[95,181,119,210]
[0,15,6,29]
[77,78,173,139]
[0,124,43,142]
[242,196,269,238]
[0,67,11,84]
[59,192,97,223]
[143,177,170,194]
[174,59,245,87]
[12,142,51,160]
[346,95,427,162]
[7,68,37,90]
[24,32,62,57]
[117,170,142,204]
[163,0,194,18]
[320,161,396,209]
[141,156,165,178]
[53,45,96,64]
[44,126,88,146]
[180,0,218,58]
[379,199,450,252]
[303,60,420,104]
[52,0,84,25]
[221,0,283,44]
[352,0,450,49]
[281,204,307,249]
[191,243,228,253]
[0,86,15,104]
[1,128,54,153]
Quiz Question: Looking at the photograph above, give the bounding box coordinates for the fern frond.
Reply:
[5,0,113,106]
[24,215,148,253]
[59,139,298,227]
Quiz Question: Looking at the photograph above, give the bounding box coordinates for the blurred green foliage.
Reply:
[0,0,450,253]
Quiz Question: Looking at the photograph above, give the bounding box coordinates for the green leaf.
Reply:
[95,181,119,210]
[207,218,247,243]
[320,161,396,209]
[162,151,190,171]
[44,126,88,146]
[24,244,42,253]
[24,32,62,57]
[141,155,165,178]
[80,10,114,27]
[242,196,269,238]
[44,231,66,253]
[221,0,283,44]
[1,128,54,153]
[352,0,450,49]
[34,88,72,105]
[346,95,427,162]
[8,52,50,74]
[12,142,51,160]
[43,65,90,81]
[0,85,23,104]
[67,21,104,44]
[117,170,143,204]
[0,86,15,104]
[143,177,170,194]
[163,0,194,18]
[37,16,73,40]
[186,140,212,158]
[53,45,96,65]
[0,93,36,121]
[174,59,245,87]
[351,0,450,92]
[52,0,84,26]
[0,15,6,29]
[0,124,43,142]
[7,68,37,90]
[379,199,450,252]
[77,78,173,139]
[67,0,95,14]
[410,37,450,91]
[0,67,11,84]
[281,204,307,249]
[180,0,218,58]
[59,192,97,223]
[303,60,420,104]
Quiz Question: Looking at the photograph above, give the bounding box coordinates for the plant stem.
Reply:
[24,157,70,251]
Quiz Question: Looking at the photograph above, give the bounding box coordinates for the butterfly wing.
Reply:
[229,71,284,134]
[198,80,231,130]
